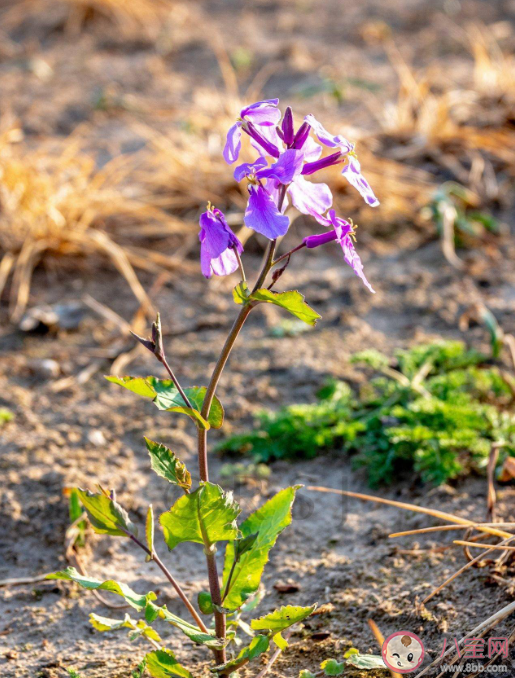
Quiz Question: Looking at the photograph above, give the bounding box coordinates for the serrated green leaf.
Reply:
[148,379,224,429]
[211,635,269,675]
[198,591,213,615]
[250,289,321,326]
[89,613,162,643]
[345,654,385,670]
[144,438,192,491]
[160,482,240,551]
[158,605,225,649]
[343,648,359,658]
[273,631,289,650]
[105,375,157,397]
[222,486,299,610]
[76,488,136,537]
[107,375,224,430]
[145,649,193,678]
[320,658,345,676]
[46,567,155,611]
[146,505,154,561]
[251,604,316,633]
[233,281,250,305]
[89,612,135,632]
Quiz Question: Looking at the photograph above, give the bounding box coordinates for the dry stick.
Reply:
[390,523,515,539]
[422,534,515,605]
[367,619,402,678]
[253,631,292,678]
[417,599,515,678]
[487,443,501,522]
[454,540,515,552]
[305,487,513,540]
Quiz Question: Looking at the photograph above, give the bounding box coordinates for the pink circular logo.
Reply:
[382,631,425,673]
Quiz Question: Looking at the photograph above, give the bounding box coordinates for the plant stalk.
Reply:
[195,184,288,665]
[128,534,208,633]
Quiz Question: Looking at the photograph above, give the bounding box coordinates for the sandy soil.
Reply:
[1,0,515,676]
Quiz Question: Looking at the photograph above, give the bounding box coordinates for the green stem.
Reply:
[128,534,208,633]
[196,184,288,665]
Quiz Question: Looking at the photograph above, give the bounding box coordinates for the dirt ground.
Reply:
[1,0,515,676]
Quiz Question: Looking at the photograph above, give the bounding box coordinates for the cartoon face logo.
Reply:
[382,631,424,673]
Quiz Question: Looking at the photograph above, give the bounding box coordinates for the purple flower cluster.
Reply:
[199,100,379,291]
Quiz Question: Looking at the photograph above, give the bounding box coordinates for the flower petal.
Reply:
[244,185,290,239]
[210,248,240,277]
[301,136,323,163]
[249,123,284,157]
[241,99,281,126]
[256,149,304,184]
[338,233,375,293]
[223,122,243,164]
[341,157,379,207]
[234,157,268,182]
[304,114,354,153]
[199,208,243,278]
[288,176,333,218]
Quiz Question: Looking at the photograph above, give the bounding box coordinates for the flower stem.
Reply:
[272,241,306,267]
[195,183,288,666]
[128,534,208,633]
[160,354,194,410]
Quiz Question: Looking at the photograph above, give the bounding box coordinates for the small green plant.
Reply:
[300,648,386,676]
[218,341,515,486]
[47,100,380,676]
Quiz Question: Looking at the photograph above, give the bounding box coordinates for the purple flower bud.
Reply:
[244,122,280,158]
[303,230,339,248]
[281,106,295,145]
[301,151,343,176]
[275,126,285,141]
[291,122,311,149]
[199,207,243,278]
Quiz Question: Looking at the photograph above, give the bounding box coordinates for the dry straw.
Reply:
[0,119,192,320]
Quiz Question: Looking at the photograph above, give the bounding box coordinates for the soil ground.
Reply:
[1,0,515,676]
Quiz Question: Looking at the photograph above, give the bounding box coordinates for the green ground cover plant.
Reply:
[218,341,515,486]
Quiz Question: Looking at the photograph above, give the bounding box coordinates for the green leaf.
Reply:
[160,482,240,551]
[76,488,136,537]
[146,505,154,561]
[107,376,224,430]
[299,671,317,678]
[145,438,192,491]
[145,649,194,678]
[345,654,386,670]
[157,605,225,649]
[222,486,299,610]
[198,591,214,615]
[233,281,250,305]
[320,658,345,676]
[251,604,316,634]
[46,567,155,611]
[211,635,269,675]
[273,631,289,650]
[89,613,162,643]
[250,289,320,326]
[105,375,156,398]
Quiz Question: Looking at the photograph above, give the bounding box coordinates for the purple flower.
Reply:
[255,149,304,183]
[304,114,354,153]
[308,210,375,293]
[342,156,379,207]
[223,100,281,164]
[199,207,243,278]
[244,185,290,239]
[288,176,332,219]
[233,157,268,182]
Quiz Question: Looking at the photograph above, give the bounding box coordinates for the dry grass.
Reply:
[369,33,515,202]
[0,119,192,321]
[0,0,175,36]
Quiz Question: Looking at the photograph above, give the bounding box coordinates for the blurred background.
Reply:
[0,1,514,676]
